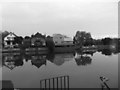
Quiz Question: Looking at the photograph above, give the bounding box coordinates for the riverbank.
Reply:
[1,45,116,54]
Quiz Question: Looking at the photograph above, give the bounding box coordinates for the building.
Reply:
[31,32,46,47]
[63,36,73,45]
[53,34,73,45]
[3,32,17,48]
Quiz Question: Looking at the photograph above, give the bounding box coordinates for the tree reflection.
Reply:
[99,48,120,56]
[101,49,112,56]
[31,54,47,68]
[74,50,92,66]
[46,52,55,62]
[75,55,92,66]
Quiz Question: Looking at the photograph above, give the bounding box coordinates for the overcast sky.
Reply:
[1,0,118,39]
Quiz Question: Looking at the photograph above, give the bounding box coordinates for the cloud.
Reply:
[1,1,118,38]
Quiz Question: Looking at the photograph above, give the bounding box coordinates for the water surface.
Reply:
[1,49,118,88]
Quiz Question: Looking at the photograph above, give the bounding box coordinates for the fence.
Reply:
[40,75,69,90]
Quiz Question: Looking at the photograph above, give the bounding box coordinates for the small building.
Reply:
[53,34,73,45]
[3,32,17,48]
[62,36,73,45]
[31,32,46,47]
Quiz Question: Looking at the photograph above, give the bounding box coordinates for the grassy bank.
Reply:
[2,45,116,53]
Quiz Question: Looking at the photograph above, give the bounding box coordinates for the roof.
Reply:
[4,32,17,40]
[31,32,46,38]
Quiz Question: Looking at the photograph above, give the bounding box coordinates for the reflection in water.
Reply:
[2,52,75,69]
[46,52,55,62]
[99,48,120,56]
[2,53,73,69]
[2,48,120,70]
[51,53,74,66]
[2,54,23,70]
[1,48,119,88]
[75,55,92,66]
[31,55,46,68]
[101,49,112,56]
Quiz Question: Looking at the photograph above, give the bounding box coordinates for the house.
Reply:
[3,32,17,48]
[31,32,46,47]
[62,36,73,45]
[53,34,73,45]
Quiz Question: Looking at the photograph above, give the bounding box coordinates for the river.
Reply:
[1,49,119,89]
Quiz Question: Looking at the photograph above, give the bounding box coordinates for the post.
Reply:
[45,79,47,90]
[67,76,69,90]
[64,76,66,89]
[53,78,55,90]
[49,79,50,90]
[40,81,42,89]
[60,77,62,89]
[57,77,59,90]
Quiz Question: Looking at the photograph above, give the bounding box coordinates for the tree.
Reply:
[22,36,31,48]
[73,31,92,46]
[2,31,9,40]
[101,37,112,45]
[46,36,55,53]
[14,36,23,45]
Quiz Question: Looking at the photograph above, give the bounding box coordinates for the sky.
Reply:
[0,0,119,39]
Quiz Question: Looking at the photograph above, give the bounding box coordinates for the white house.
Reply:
[53,34,73,45]
[4,32,17,48]
[63,36,73,45]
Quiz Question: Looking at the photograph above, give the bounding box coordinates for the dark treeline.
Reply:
[73,31,120,46]
[1,30,120,52]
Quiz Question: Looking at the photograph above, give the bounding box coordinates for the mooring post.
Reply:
[64,76,66,89]
[67,76,69,90]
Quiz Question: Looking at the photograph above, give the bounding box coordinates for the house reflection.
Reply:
[31,54,47,68]
[75,55,92,66]
[2,54,24,70]
[49,53,74,66]
[2,51,93,69]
